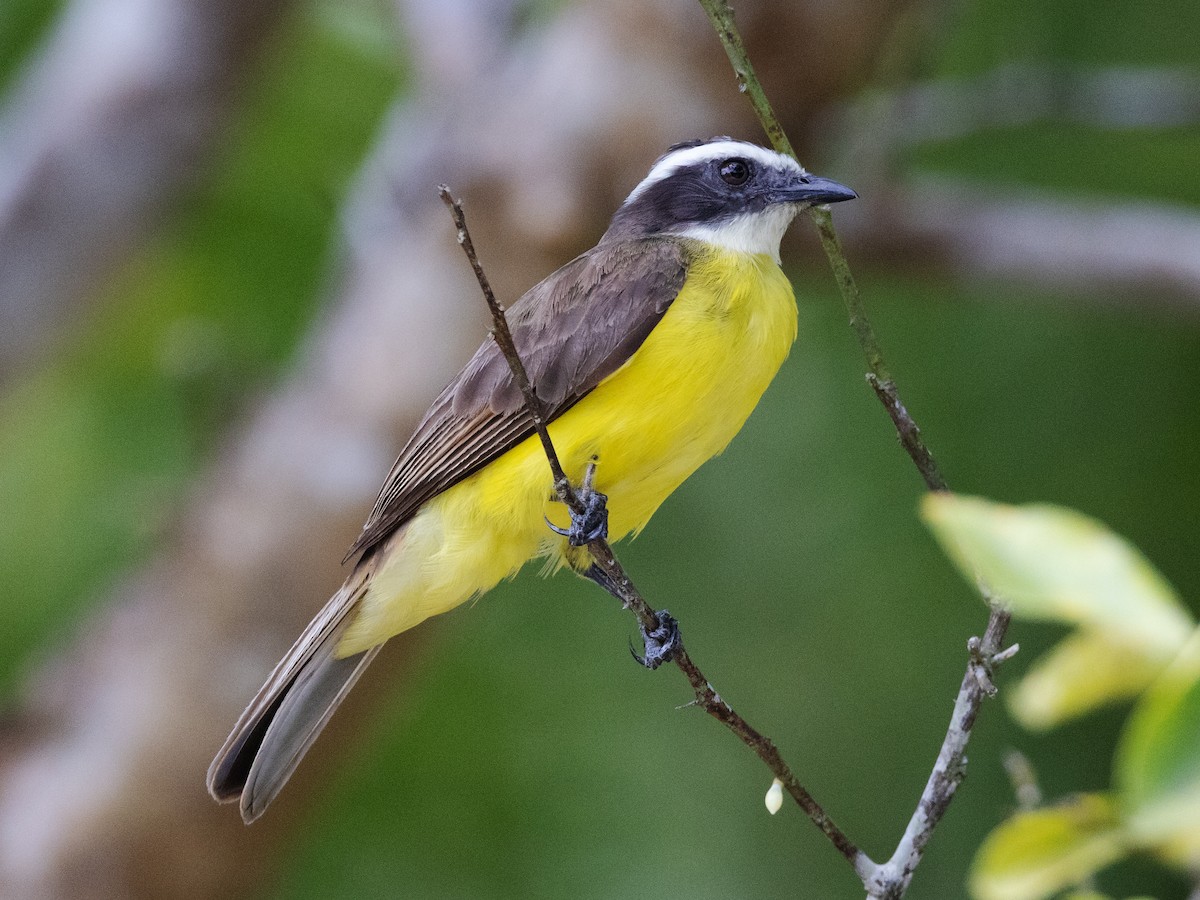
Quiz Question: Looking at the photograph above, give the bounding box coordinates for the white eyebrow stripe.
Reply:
[623,141,805,203]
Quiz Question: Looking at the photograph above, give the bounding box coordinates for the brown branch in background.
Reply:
[860,181,1200,311]
[438,187,867,872]
[695,0,1016,896]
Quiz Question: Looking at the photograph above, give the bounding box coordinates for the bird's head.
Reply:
[602,138,856,261]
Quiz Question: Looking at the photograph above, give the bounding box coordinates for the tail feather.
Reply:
[207,562,381,823]
[237,645,380,823]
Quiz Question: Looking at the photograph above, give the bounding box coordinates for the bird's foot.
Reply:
[630,610,681,670]
[545,460,608,546]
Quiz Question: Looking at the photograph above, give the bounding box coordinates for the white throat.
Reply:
[672,204,799,262]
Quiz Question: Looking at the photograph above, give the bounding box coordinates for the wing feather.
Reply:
[344,238,689,560]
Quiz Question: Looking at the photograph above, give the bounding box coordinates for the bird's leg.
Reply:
[579,564,681,670]
[547,459,678,669]
[545,458,608,546]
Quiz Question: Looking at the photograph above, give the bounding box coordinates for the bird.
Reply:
[207,137,857,823]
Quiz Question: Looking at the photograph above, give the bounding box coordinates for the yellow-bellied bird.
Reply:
[208,138,857,822]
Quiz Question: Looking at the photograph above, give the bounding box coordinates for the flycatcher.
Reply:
[208,137,857,822]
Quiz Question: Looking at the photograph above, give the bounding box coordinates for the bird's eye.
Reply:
[718,158,752,186]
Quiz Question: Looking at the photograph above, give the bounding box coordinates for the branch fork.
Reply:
[442,0,1017,878]
[695,1,1019,896]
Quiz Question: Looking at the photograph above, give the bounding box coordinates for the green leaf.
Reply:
[921,494,1192,657]
[969,794,1126,900]
[1009,630,1171,730]
[1117,627,1200,859]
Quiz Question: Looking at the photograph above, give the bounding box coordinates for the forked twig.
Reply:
[695,0,1016,896]
[438,185,867,873]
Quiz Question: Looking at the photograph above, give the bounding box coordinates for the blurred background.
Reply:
[0,0,1197,897]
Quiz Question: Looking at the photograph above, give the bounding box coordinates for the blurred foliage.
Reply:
[937,0,1200,71]
[0,1,402,696]
[923,496,1192,729]
[0,0,1198,898]
[913,125,1200,207]
[263,279,1200,900]
[971,794,1126,900]
[0,0,62,91]
[913,0,1200,205]
[924,496,1200,899]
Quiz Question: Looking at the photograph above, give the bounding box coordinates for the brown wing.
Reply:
[344,238,690,561]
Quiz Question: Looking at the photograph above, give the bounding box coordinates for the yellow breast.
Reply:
[540,243,798,543]
[343,243,798,652]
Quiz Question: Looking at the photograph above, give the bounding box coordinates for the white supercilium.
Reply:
[625,140,805,204]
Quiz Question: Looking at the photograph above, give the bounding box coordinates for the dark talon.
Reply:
[546,467,609,546]
[632,610,681,670]
[569,486,609,545]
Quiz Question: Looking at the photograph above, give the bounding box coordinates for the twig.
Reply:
[438,186,868,872]
[696,0,942,492]
[437,186,580,514]
[867,374,946,492]
[859,616,1016,899]
[693,0,796,159]
[695,0,1016,896]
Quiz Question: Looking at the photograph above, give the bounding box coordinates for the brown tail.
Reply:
[207,565,380,823]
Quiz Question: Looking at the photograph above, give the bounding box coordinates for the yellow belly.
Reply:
[340,247,798,654]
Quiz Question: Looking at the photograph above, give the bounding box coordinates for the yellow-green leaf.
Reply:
[921,495,1192,658]
[1009,630,1170,730]
[1149,824,1200,873]
[1118,628,1200,854]
[969,794,1126,900]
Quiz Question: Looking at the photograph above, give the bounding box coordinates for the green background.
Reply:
[0,0,1196,897]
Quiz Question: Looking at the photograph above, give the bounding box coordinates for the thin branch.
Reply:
[867,374,947,493]
[694,0,796,159]
[695,0,938,491]
[437,185,578,513]
[438,186,867,872]
[695,0,1016,896]
[860,617,1017,899]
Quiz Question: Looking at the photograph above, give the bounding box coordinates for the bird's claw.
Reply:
[545,463,609,546]
[630,610,681,670]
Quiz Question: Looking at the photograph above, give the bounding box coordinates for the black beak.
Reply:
[770,174,857,206]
